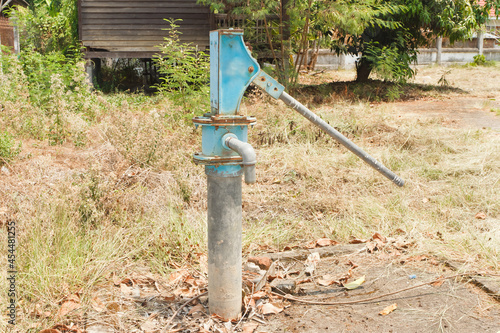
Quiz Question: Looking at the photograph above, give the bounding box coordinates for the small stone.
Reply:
[270,279,296,294]
[1,166,10,176]
[247,256,273,270]
[244,262,262,273]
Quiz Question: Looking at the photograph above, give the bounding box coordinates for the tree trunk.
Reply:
[355,57,372,82]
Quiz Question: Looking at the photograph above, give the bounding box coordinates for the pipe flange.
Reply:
[193,115,257,127]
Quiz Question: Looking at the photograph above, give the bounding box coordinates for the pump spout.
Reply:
[224,136,257,184]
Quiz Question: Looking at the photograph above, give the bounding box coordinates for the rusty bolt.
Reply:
[248,66,254,73]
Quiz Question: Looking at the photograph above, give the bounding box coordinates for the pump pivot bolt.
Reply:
[248,66,254,73]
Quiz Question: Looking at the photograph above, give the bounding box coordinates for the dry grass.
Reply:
[0,64,499,331]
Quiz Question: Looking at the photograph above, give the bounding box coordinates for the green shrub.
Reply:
[469,54,496,67]
[20,50,88,112]
[0,131,21,165]
[153,19,210,116]
[15,0,79,54]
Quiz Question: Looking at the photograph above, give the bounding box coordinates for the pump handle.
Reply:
[252,71,404,187]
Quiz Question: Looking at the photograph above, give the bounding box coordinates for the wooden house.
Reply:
[78,0,213,59]
[0,0,28,53]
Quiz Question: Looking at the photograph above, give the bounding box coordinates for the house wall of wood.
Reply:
[79,0,212,58]
[0,16,14,49]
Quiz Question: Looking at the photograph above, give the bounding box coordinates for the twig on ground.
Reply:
[164,291,208,330]
[311,69,326,76]
[271,273,476,305]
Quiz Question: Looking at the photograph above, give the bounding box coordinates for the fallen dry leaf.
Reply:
[57,300,80,318]
[258,302,284,315]
[173,286,198,298]
[349,238,367,244]
[248,256,273,270]
[315,238,339,247]
[475,212,487,220]
[44,324,82,333]
[91,297,106,312]
[161,293,176,302]
[379,303,397,316]
[317,274,339,286]
[120,283,134,296]
[343,276,365,290]
[57,294,81,318]
[169,269,190,284]
[185,276,206,287]
[140,319,157,332]
[188,303,206,315]
[372,232,387,243]
[250,290,268,300]
[366,241,377,253]
[242,322,259,333]
[296,277,312,285]
[120,277,135,286]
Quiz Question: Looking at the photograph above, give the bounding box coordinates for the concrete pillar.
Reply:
[338,54,345,70]
[13,24,19,54]
[436,36,442,65]
[85,60,94,88]
[207,174,242,321]
[477,31,484,56]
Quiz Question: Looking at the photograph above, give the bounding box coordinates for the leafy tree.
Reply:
[323,0,500,82]
[200,0,498,83]
[197,0,309,88]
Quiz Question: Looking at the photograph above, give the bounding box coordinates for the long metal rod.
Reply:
[279,91,405,187]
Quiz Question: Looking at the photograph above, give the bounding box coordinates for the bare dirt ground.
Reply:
[395,97,500,131]
[253,248,500,333]
[397,65,500,132]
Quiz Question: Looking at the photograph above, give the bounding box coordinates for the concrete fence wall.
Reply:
[313,48,500,70]
[311,35,500,70]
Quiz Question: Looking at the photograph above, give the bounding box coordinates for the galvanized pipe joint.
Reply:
[222,133,256,184]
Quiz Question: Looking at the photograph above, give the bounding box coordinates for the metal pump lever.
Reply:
[252,71,405,187]
[194,29,404,323]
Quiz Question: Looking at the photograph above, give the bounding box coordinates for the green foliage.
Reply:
[197,0,299,88]
[1,47,93,145]
[20,49,88,111]
[469,54,496,67]
[153,19,210,116]
[325,0,498,82]
[0,46,30,102]
[0,131,21,165]
[363,41,414,83]
[15,0,79,54]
